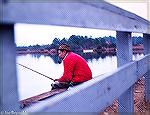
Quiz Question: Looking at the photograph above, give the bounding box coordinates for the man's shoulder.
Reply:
[68,52,81,57]
[68,52,85,61]
[67,52,76,58]
[65,52,79,60]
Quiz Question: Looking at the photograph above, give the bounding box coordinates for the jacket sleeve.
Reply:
[58,57,75,82]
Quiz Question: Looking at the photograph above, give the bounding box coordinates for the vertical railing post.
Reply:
[116,31,134,112]
[143,34,150,103]
[0,24,20,111]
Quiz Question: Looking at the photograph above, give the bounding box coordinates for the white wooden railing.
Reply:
[23,54,150,112]
[1,0,150,113]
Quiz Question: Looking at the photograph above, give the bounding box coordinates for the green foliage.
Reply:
[132,36,143,45]
[16,35,143,52]
[52,38,60,45]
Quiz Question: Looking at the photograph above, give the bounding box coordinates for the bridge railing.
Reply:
[1,0,150,113]
[23,54,150,112]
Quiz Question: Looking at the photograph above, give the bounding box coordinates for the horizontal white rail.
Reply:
[24,54,150,112]
[2,1,150,34]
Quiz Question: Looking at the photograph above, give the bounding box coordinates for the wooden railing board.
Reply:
[24,55,150,112]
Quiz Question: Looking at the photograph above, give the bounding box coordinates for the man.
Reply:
[51,44,92,90]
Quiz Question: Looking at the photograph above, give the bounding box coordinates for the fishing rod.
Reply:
[17,63,106,83]
[17,63,55,81]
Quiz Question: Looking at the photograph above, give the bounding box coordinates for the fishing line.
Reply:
[17,63,55,81]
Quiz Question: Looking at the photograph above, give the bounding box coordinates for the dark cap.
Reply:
[57,44,71,52]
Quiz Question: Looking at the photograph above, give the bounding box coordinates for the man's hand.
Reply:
[54,79,58,82]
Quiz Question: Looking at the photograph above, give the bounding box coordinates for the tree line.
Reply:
[16,35,143,52]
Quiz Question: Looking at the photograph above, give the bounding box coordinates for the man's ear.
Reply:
[64,50,67,54]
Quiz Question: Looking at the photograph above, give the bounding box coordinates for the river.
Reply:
[16,53,143,100]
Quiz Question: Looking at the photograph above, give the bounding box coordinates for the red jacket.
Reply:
[58,52,92,83]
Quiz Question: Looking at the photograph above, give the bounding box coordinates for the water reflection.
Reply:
[30,51,117,64]
[31,54,42,58]
[28,51,142,64]
[79,52,116,61]
[16,52,143,100]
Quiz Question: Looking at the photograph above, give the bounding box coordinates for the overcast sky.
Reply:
[15,1,148,46]
[107,0,148,20]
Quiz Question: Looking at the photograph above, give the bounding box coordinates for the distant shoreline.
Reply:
[16,45,144,55]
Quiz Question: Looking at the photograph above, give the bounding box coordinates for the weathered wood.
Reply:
[0,24,20,111]
[116,31,132,66]
[20,88,67,109]
[24,56,150,112]
[143,34,150,103]
[1,1,150,34]
[116,31,134,112]
[1,0,150,112]
[143,34,150,55]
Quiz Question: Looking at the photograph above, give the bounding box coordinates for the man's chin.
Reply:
[58,57,62,64]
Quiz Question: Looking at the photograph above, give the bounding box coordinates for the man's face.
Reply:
[58,50,66,59]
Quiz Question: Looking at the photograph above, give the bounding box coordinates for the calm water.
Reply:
[16,53,143,100]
